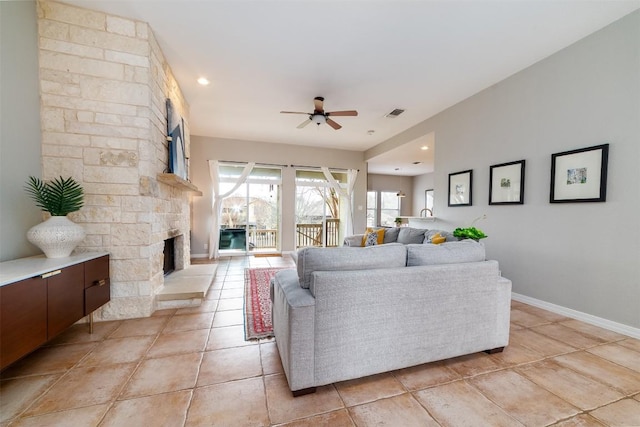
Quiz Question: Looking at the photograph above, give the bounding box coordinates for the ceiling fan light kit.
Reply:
[312,114,326,125]
[281,96,357,130]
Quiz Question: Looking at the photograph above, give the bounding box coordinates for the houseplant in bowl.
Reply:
[25,176,85,258]
[453,226,487,242]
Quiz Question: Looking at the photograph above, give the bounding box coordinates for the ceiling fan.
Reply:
[280,96,358,130]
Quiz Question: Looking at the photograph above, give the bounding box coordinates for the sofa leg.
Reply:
[484,347,505,354]
[292,387,317,397]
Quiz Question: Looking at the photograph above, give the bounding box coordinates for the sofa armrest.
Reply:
[343,234,364,247]
[271,269,316,391]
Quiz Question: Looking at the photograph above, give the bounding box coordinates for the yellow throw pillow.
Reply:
[431,232,446,245]
[361,227,385,246]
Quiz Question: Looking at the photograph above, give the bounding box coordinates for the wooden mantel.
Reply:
[157,173,203,196]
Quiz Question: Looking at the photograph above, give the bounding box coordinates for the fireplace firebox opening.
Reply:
[163,237,175,276]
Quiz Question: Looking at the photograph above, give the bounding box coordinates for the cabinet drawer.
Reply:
[84,255,110,314]
[85,278,110,314]
[84,255,109,289]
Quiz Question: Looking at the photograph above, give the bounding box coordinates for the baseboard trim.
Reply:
[190,253,209,259]
[512,292,640,339]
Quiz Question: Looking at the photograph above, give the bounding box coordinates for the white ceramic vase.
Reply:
[27,216,85,258]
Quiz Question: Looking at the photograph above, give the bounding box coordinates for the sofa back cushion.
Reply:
[406,241,485,266]
[296,244,407,289]
[397,227,426,244]
[383,227,400,244]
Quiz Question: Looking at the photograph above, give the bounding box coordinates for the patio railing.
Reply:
[248,228,277,249]
[295,219,340,248]
[235,219,340,250]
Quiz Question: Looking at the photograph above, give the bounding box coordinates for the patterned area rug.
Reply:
[244,267,287,340]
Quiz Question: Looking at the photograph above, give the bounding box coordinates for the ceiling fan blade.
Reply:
[297,118,312,129]
[313,97,324,112]
[281,111,310,114]
[327,110,358,117]
[326,118,342,130]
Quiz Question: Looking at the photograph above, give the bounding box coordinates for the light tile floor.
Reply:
[2,255,640,426]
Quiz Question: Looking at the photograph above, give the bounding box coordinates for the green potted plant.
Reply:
[394,217,403,227]
[453,226,487,242]
[25,176,85,258]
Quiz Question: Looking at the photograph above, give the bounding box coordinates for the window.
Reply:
[366,191,376,227]
[380,191,400,227]
[366,191,401,227]
[425,189,434,215]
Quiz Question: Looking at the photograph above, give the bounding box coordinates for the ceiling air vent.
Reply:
[385,108,405,118]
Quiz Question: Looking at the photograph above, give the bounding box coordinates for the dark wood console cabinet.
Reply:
[0,253,110,370]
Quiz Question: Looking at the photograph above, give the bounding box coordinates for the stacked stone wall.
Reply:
[37,0,191,319]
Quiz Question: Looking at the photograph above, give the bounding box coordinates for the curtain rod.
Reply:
[215,160,359,172]
[217,160,288,168]
[291,164,359,172]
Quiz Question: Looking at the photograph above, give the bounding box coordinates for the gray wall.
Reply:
[367,173,414,217]
[367,11,640,329]
[189,136,367,255]
[0,1,43,261]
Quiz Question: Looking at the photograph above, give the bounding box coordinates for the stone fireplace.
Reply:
[37,1,194,320]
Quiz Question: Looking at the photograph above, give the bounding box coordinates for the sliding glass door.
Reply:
[218,165,281,255]
[295,169,346,248]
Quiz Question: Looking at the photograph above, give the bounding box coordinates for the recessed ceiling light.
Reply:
[197,77,210,86]
[420,145,428,150]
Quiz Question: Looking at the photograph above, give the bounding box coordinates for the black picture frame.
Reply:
[489,160,525,205]
[550,144,609,203]
[448,170,473,207]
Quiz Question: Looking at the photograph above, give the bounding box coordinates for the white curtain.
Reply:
[208,160,255,259]
[321,167,358,236]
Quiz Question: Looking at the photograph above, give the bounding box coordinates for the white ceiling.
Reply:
[64,0,639,176]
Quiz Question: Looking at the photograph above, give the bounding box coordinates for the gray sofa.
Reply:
[343,226,458,247]
[271,241,512,395]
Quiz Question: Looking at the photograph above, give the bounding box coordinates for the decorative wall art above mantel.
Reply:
[166,98,188,180]
[550,144,609,203]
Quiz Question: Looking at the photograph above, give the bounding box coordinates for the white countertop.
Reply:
[398,216,437,219]
[0,252,109,286]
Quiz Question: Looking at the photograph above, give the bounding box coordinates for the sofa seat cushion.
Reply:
[406,241,485,266]
[296,244,407,289]
[397,227,427,244]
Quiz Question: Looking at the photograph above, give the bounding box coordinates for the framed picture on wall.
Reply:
[448,170,473,206]
[489,160,525,205]
[550,144,609,203]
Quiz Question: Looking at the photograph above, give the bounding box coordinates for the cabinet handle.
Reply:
[94,279,107,287]
[41,270,61,279]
